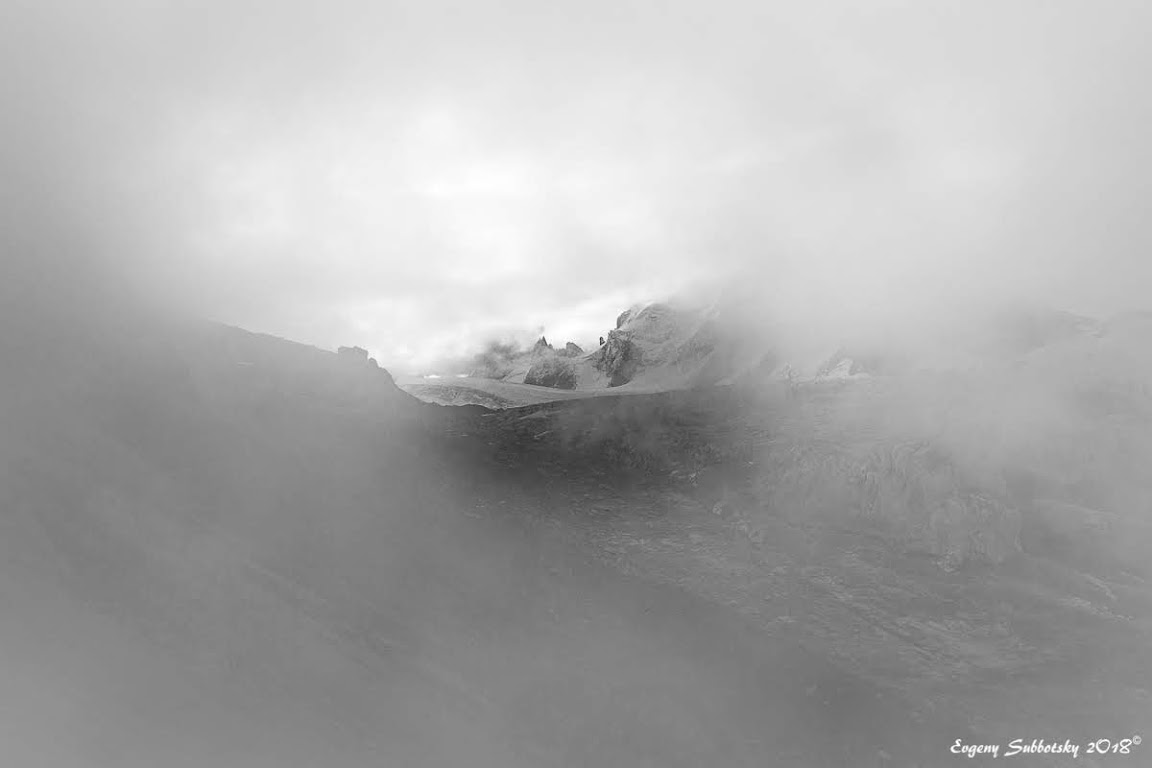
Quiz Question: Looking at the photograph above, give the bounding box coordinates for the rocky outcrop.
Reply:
[334,345,399,385]
[463,335,591,384]
[337,345,369,364]
[812,346,892,382]
[369,358,397,386]
[627,303,681,343]
[524,357,577,389]
[592,329,641,387]
[456,290,775,392]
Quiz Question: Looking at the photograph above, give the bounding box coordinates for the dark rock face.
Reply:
[524,357,577,389]
[558,342,584,358]
[593,329,641,387]
[533,336,553,354]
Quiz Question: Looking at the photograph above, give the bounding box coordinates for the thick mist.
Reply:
[4,1,1151,369]
[3,5,1152,765]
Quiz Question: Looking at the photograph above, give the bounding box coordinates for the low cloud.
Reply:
[4,1,1150,371]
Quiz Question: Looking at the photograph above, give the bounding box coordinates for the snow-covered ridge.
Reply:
[407,290,1144,407]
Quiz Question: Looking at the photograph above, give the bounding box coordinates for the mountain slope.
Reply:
[1,307,989,767]
[413,296,780,406]
[445,323,1152,756]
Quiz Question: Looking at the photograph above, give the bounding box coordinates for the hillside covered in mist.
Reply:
[0,304,960,766]
[2,299,1150,766]
[6,1,1152,761]
[403,284,1143,407]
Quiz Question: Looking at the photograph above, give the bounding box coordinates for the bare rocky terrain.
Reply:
[434,295,778,399]
[445,374,1152,762]
[2,303,1149,767]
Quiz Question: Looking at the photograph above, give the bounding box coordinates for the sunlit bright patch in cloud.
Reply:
[89,0,1152,372]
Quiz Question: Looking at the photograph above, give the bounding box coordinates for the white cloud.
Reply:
[5,0,1151,369]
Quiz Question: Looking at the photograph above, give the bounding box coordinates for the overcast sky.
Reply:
[4,1,1150,372]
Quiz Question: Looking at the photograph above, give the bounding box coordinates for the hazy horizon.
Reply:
[4,1,1151,372]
